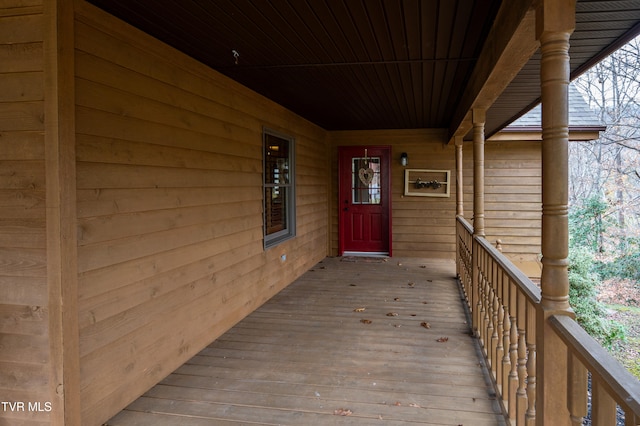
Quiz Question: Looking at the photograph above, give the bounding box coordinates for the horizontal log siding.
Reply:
[0,2,50,425]
[74,3,328,425]
[330,130,455,259]
[462,141,542,267]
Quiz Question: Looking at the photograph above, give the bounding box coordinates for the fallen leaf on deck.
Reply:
[386,312,398,316]
[394,324,402,328]
[409,403,420,408]
[436,337,449,342]
[394,401,402,406]
[360,319,372,324]
[420,265,426,268]
[421,322,431,329]
[354,307,366,312]
[333,408,352,416]
[408,282,415,287]
[394,297,400,301]
[427,279,433,282]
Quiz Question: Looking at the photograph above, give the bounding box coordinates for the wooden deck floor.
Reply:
[106,257,506,425]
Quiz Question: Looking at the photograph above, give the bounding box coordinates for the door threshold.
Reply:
[342,251,389,257]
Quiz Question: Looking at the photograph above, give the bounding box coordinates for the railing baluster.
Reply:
[507,274,519,422]
[465,231,472,304]
[501,272,511,407]
[477,246,486,345]
[458,226,464,296]
[486,259,495,367]
[592,378,617,426]
[567,352,587,426]
[489,258,497,375]
[517,291,528,426]
[456,221,461,281]
[459,231,468,303]
[483,253,492,357]
[525,342,537,426]
[509,310,519,421]
[474,238,482,338]
[500,304,509,402]
[468,234,472,297]
[495,270,504,394]
[525,301,536,426]
[517,336,528,426]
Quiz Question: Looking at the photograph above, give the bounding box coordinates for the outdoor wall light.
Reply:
[400,152,408,166]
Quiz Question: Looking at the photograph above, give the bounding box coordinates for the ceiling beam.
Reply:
[448,0,538,143]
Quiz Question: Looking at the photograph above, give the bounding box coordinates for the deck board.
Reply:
[106,257,506,425]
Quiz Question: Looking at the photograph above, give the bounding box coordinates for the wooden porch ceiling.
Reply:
[88,0,640,138]
[107,257,506,425]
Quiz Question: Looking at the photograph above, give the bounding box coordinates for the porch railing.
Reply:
[456,215,640,426]
[549,315,640,426]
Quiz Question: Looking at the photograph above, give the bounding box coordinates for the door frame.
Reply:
[338,145,392,256]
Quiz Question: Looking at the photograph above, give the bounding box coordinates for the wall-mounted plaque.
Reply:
[404,169,450,197]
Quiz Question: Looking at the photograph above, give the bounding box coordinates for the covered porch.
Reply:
[107,257,506,425]
[4,0,640,425]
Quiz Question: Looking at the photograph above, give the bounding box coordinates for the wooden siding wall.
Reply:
[0,2,51,425]
[330,130,456,259]
[462,140,542,275]
[74,3,328,425]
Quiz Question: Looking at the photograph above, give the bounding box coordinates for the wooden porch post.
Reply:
[472,109,486,238]
[455,135,464,280]
[471,109,486,334]
[536,1,576,425]
[455,136,464,217]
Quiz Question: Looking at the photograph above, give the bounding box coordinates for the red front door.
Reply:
[339,146,391,255]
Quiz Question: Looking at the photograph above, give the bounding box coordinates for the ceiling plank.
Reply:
[86,0,640,132]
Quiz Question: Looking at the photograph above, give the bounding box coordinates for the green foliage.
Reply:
[567,196,638,347]
[599,237,640,282]
[568,245,626,348]
[570,195,640,283]
[627,359,640,379]
[568,245,597,278]
[569,196,609,251]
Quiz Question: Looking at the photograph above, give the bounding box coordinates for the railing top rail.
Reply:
[456,215,474,235]
[474,234,542,304]
[549,314,640,415]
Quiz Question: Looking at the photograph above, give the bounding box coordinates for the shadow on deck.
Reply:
[107,257,506,425]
